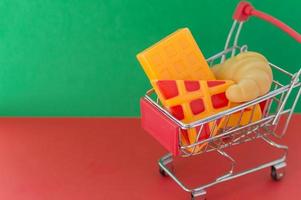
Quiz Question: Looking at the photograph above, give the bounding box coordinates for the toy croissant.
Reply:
[211,51,273,103]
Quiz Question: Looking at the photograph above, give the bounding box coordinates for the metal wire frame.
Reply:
[145,45,300,199]
[158,134,288,194]
[144,47,300,131]
[178,78,299,156]
[145,20,300,199]
[144,53,300,131]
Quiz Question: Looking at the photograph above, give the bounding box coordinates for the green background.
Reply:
[0,0,299,116]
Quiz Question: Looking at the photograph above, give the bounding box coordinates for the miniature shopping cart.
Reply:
[140,1,301,199]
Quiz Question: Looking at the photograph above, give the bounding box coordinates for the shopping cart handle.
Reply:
[233,1,301,43]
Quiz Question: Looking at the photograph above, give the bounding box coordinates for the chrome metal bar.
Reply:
[209,119,218,137]
[261,136,288,157]
[273,70,301,125]
[272,96,281,104]
[216,150,236,181]
[248,105,257,124]
[181,109,290,150]
[269,63,294,77]
[160,138,286,194]
[191,158,285,191]
[184,83,300,129]
[207,46,239,63]
[190,124,204,156]
[222,113,231,131]
[272,89,286,130]
[276,89,286,113]
[158,157,191,193]
[272,80,284,87]
[233,109,244,130]
[191,136,288,191]
[281,84,301,136]
[204,120,218,153]
[145,88,155,96]
[221,21,238,62]
[266,84,278,116]
[231,22,244,57]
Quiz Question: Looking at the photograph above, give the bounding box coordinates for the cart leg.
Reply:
[158,153,174,177]
[191,189,206,200]
[271,162,286,181]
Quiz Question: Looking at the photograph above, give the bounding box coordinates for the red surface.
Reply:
[0,115,300,200]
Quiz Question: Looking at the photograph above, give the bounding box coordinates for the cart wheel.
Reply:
[159,163,175,177]
[191,190,207,200]
[191,193,206,200]
[159,167,168,177]
[271,165,285,181]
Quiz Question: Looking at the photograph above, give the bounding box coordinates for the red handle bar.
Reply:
[233,1,301,43]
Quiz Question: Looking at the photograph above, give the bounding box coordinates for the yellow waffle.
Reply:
[137,28,215,80]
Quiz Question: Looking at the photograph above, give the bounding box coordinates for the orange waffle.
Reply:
[152,80,234,152]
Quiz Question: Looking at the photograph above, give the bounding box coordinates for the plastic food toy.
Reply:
[152,79,234,152]
[211,51,273,102]
[137,28,215,81]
